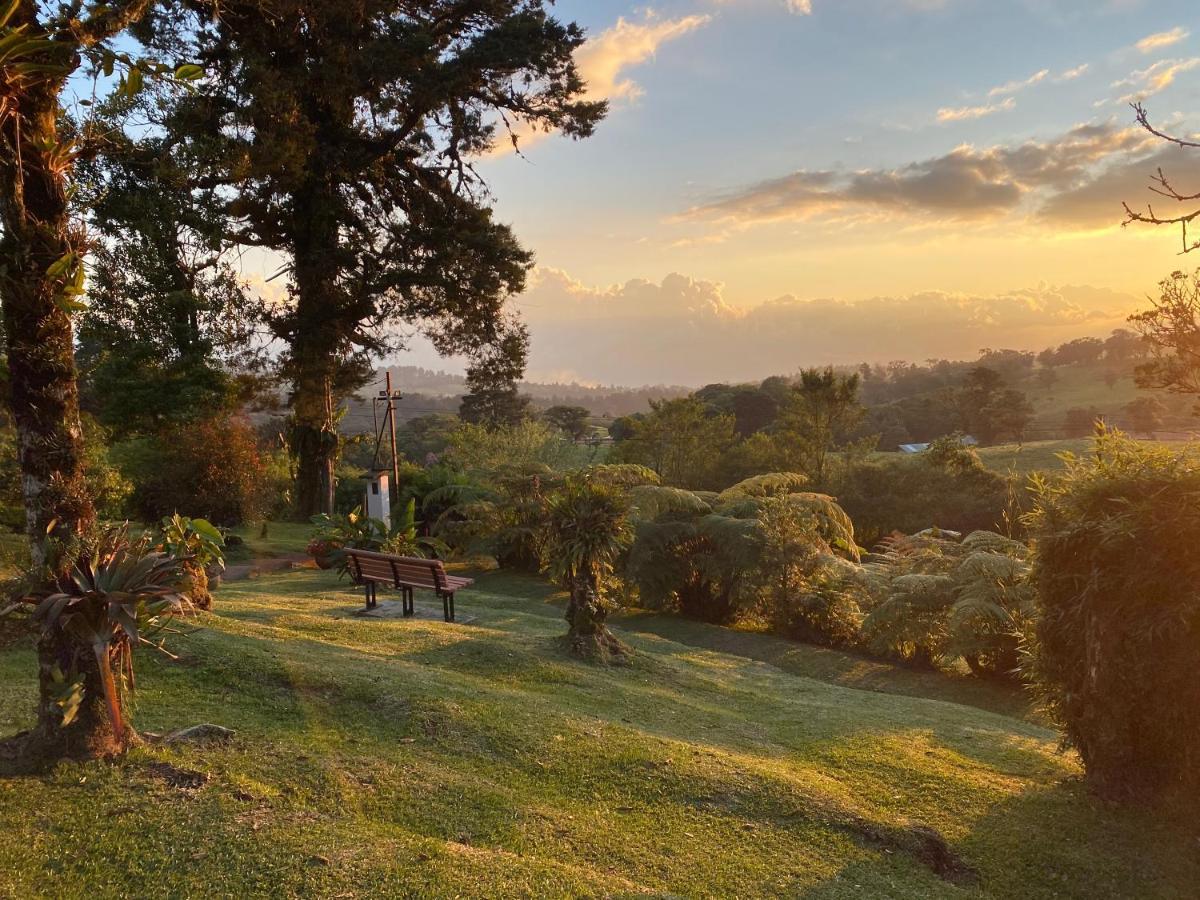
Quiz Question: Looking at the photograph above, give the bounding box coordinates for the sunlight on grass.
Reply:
[0,567,1195,898]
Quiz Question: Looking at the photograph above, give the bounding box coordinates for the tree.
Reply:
[76,97,263,435]
[0,0,168,766]
[611,398,734,489]
[982,389,1034,444]
[1036,367,1058,390]
[168,0,604,516]
[1130,270,1200,409]
[1064,407,1105,439]
[543,405,590,441]
[1104,328,1145,364]
[1124,396,1167,437]
[1104,370,1119,390]
[459,323,533,428]
[957,366,1005,442]
[1122,103,1200,254]
[773,368,867,488]
[731,386,780,436]
[543,478,631,661]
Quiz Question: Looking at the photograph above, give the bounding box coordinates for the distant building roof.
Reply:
[898,435,978,454]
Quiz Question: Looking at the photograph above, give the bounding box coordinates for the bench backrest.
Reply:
[344,548,447,590]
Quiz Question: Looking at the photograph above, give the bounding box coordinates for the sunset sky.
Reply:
[398,0,1200,384]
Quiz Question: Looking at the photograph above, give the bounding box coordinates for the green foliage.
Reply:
[159,514,225,571]
[1025,429,1200,801]
[543,479,632,593]
[610,397,735,489]
[834,439,1009,546]
[716,471,809,502]
[862,529,1031,675]
[755,497,865,647]
[772,367,870,488]
[20,525,191,742]
[543,404,591,440]
[459,325,534,428]
[444,420,589,475]
[310,504,445,574]
[124,416,276,526]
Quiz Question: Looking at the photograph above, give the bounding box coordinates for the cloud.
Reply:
[937,65,1073,125]
[515,270,1135,384]
[988,69,1049,98]
[492,11,709,155]
[1112,57,1200,102]
[1135,27,1189,54]
[937,96,1017,122]
[679,122,1155,228]
[1056,63,1090,81]
[574,12,711,104]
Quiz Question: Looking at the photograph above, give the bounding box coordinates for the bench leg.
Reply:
[363,582,373,609]
[403,586,414,617]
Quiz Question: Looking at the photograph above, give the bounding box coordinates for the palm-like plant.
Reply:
[20,526,191,754]
[862,529,1031,675]
[543,478,632,661]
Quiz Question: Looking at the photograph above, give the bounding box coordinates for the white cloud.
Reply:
[491,11,710,155]
[1056,63,1090,81]
[988,69,1049,98]
[1112,57,1200,103]
[678,122,1156,228]
[1135,27,1189,54]
[937,97,1016,123]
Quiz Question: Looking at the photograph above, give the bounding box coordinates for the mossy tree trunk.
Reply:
[0,51,131,766]
[565,574,627,662]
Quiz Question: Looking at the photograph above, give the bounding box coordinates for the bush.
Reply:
[756,494,865,646]
[862,529,1031,675]
[1025,430,1200,802]
[834,439,1009,546]
[124,416,275,526]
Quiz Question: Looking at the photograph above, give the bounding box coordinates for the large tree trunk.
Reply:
[0,75,128,767]
[286,182,343,519]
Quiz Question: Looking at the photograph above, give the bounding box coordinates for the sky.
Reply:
[383,0,1200,385]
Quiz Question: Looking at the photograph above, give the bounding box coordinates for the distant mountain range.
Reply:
[339,366,691,434]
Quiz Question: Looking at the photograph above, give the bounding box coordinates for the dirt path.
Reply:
[220,553,313,584]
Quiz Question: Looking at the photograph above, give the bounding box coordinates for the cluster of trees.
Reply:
[0,0,603,767]
[402,418,1198,804]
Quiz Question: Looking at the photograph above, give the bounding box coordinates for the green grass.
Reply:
[1,569,1195,898]
[226,521,313,561]
[976,437,1196,476]
[975,439,1094,476]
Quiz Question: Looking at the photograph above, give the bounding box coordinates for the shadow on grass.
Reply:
[615,609,1034,722]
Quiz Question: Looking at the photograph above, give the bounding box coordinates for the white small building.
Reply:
[365,470,391,527]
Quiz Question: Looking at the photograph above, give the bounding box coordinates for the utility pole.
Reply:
[385,369,400,492]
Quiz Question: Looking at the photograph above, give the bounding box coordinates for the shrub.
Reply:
[1025,430,1200,801]
[126,416,275,526]
[834,440,1008,546]
[756,495,864,646]
[862,529,1032,675]
[159,514,226,611]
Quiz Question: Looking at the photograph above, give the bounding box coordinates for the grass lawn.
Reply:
[1,569,1196,898]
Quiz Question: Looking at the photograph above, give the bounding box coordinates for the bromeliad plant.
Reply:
[19,525,192,756]
[309,503,446,575]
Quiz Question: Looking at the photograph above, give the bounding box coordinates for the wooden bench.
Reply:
[344,549,473,623]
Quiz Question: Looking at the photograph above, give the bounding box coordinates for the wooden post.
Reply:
[385,370,400,497]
